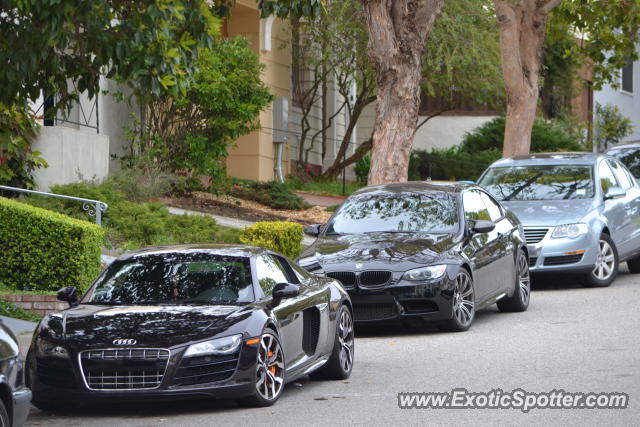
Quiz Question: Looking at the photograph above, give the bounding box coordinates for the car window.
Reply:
[608,147,640,178]
[609,160,633,190]
[598,161,619,193]
[289,260,313,282]
[479,191,503,222]
[255,255,290,295]
[462,190,491,222]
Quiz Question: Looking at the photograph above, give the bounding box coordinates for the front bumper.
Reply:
[12,388,31,427]
[344,273,457,324]
[28,341,260,405]
[527,230,598,273]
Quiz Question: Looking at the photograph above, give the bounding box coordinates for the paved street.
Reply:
[26,266,640,426]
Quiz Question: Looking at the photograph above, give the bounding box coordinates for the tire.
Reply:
[439,269,475,332]
[627,255,640,273]
[497,249,530,313]
[583,233,618,287]
[0,398,9,427]
[238,328,286,407]
[310,305,354,380]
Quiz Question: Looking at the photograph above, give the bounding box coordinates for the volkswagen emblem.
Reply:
[112,339,137,346]
[355,263,363,269]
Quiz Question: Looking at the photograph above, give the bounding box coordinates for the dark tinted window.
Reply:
[608,147,640,178]
[479,165,595,201]
[622,60,633,93]
[326,191,459,234]
[598,161,619,193]
[479,192,503,221]
[609,160,633,190]
[83,255,254,305]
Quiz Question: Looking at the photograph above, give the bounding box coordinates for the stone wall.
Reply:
[3,294,67,317]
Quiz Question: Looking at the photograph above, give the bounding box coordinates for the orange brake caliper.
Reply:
[268,351,276,375]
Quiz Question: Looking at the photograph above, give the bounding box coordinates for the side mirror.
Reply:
[471,219,496,234]
[271,283,300,307]
[604,186,626,201]
[57,286,78,307]
[304,224,323,237]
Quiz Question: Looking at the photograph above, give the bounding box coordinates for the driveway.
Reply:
[25,266,640,426]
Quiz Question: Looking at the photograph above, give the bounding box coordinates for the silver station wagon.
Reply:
[478,153,640,287]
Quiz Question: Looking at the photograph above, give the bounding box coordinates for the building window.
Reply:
[622,60,633,93]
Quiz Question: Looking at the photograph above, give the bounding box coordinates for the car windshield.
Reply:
[325,191,459,234]
[479,165,595,201]
[608,148,640,178]
[82,254,254,305]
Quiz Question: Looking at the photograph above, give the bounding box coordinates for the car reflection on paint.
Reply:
[27,245,353,410]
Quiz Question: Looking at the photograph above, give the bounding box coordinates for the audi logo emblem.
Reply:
[112,339,137,346]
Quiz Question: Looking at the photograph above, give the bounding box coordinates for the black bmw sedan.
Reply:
[298,182,530,332]
[27,245,353,409]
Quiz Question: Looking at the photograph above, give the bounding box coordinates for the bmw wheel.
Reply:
[240,329,285,407]
[310,305,354,380]
[584,233,618,287]
[439,269,475,332]
[497,250,530,312]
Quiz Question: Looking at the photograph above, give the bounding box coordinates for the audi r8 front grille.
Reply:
[523,228,550,244]
[79,348,170,390]
[359,271,392,287]
[173,354,239,386]
[543,254,584,266]
[327,272,357,288]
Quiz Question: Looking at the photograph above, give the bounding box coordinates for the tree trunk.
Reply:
[362,0,444,185]
[494,0,563,157]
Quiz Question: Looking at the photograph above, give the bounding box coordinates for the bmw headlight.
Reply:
[36,338,69,359]
[184,334,242,357]
[402,265,447,281]
[551,223,589,239]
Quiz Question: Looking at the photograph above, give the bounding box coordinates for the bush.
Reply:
[239,221,304,259]
[409,148,502,182]
[0,197,104,292]
[459,116,584,154]
[230,181,310,210]
[354,153,371,186]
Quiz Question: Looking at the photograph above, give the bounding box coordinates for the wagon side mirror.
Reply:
[604,186,626,201]
[304,224,323,236]
[57,286,78,307]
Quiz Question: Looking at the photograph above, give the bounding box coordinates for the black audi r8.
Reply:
[298,181,530,332]
[26,245,354,410]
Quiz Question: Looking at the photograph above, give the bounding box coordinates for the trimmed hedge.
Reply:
[0,197,104,293]
[239,221,304,258]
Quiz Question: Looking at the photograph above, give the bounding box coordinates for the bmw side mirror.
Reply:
[471,220,496,234]
[271,283,300,307]
[57,286,78,307]
[604,186,626,201]
[304,224,323,237]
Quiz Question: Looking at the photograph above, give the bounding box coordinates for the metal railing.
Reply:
[0,185,108,226]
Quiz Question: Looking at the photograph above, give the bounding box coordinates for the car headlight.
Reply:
[36,338,69,359]
[403,265,447,281]
[184,334,242,357]
[551,223,589,239]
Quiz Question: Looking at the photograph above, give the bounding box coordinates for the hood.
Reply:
[305,232,459,272]
[501,199,597,226]
[41,304,254,348]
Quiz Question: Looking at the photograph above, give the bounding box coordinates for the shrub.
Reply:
[0,197,104,293]
[459,116,584,154]
[354,153,370,186]
[230,181,310,210]
[409,148,502,182]
[239,221,304,259]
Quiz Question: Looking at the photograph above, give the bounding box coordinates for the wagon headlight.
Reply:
[36,338,69,359]
[403,265,447,281]
[184,334,242,357]
[551,223,589,239]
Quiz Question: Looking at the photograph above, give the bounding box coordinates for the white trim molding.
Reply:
[260,15,276,52]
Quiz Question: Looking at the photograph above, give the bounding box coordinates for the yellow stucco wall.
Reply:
[225,2,291,182]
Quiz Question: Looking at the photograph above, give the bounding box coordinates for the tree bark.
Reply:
[494,0,563,157]
[362,0,444,185]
